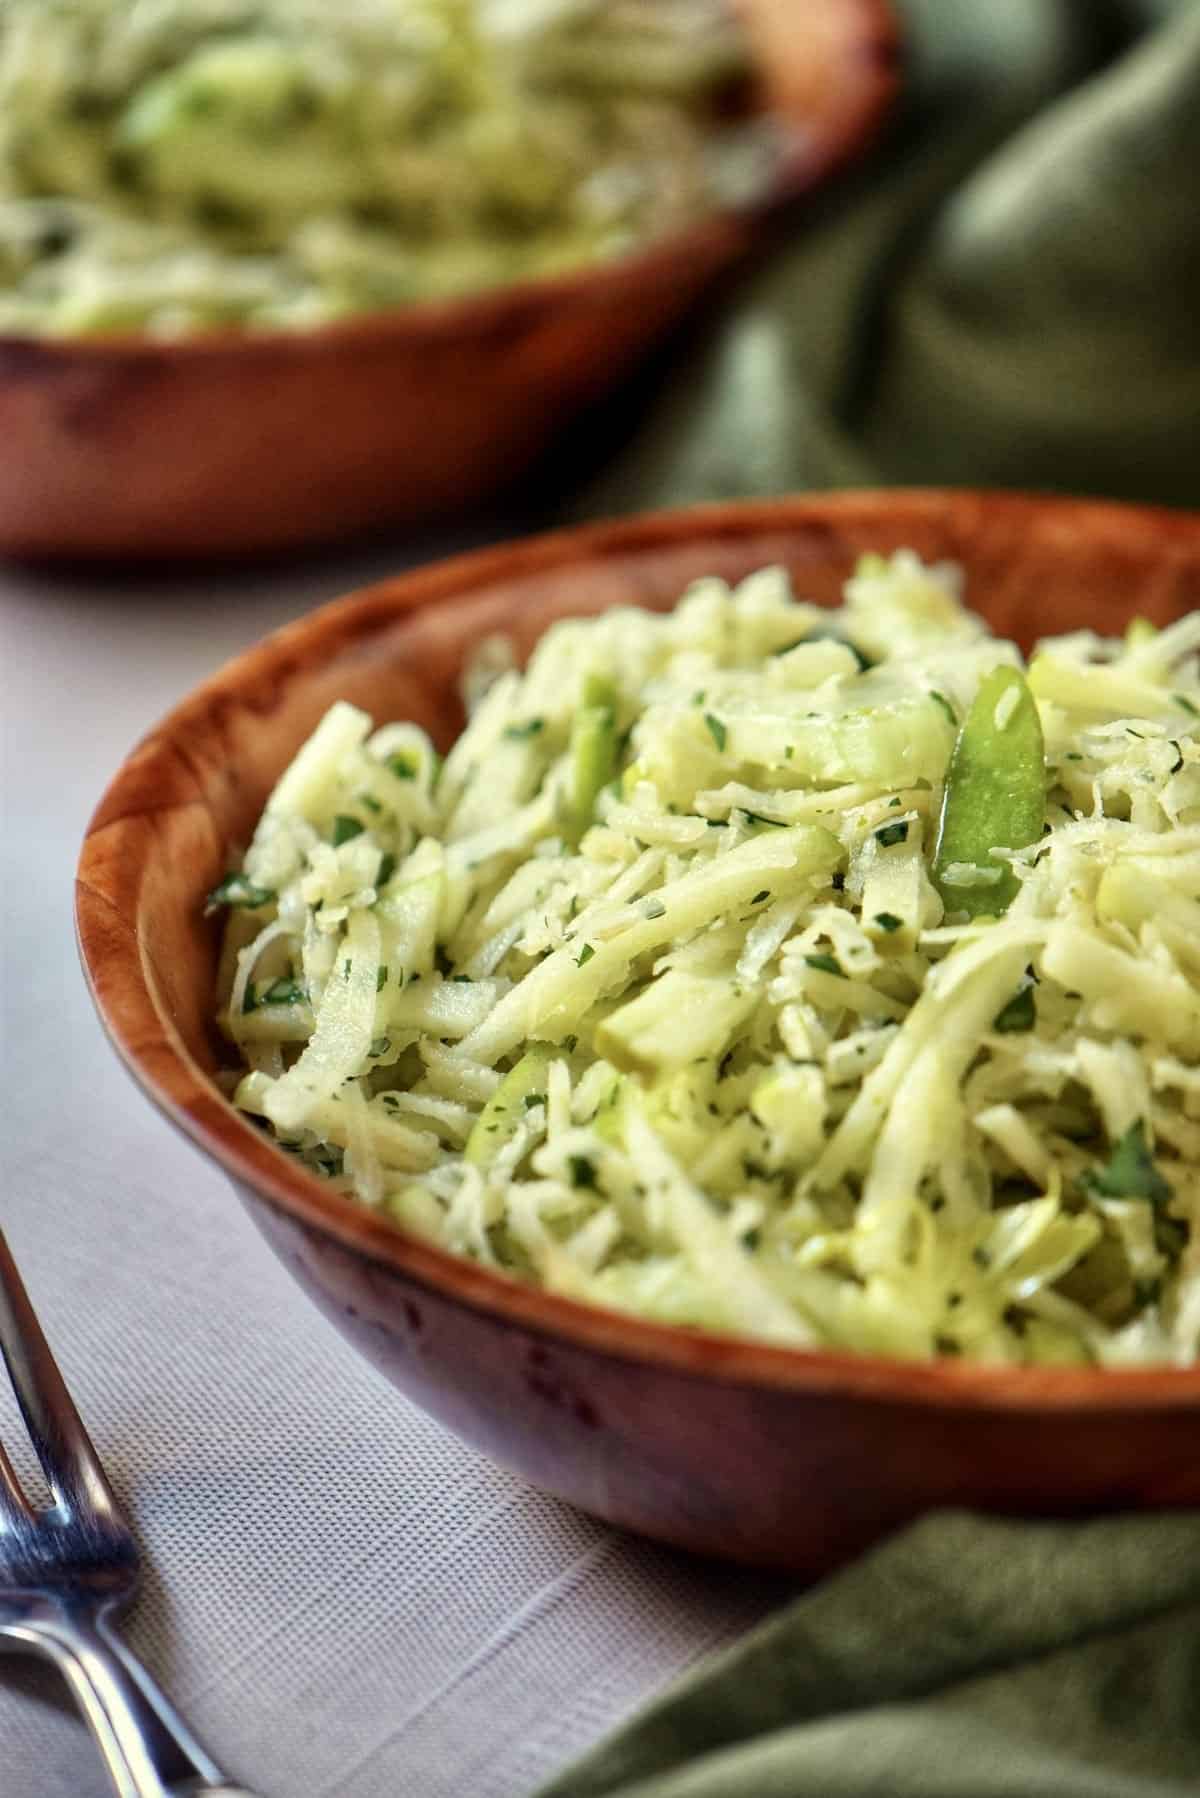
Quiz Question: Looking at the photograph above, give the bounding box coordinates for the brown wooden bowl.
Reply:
[76,491,1200,1573]
[0,0,897,563]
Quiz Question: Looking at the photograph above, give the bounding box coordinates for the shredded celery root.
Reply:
[212,554,1200,1366]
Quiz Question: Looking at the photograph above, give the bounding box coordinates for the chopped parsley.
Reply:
[388,752,418,780]
[503,718,545,741]
[798,626,873,670]
[261,976,305,1006]
[873,912,903,934]
[704,713,727,753]
[205,872,275,915]
[332,814,364,846]
[1082,1120,1174,1210]
[576,943,595,967]
[992,986,1036,1034]
[874,820,909,848]
[804,952,844,978]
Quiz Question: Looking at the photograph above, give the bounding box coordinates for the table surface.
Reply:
[0,535,790,1798]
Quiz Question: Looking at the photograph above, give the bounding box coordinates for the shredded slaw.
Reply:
[213,553,1200,1366]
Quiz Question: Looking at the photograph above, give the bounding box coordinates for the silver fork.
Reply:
[0,1229,263,1798]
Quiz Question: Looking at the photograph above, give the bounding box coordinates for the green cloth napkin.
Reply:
[539,1511,1200,1797]
[573,0,1200,516]
[541,9,1200,1796]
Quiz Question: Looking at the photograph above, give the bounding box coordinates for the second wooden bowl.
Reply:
[0,0,897,561]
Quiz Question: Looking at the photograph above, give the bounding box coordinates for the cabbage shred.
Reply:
[214,554,1200,1366]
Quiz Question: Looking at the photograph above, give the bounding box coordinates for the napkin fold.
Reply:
[543,7,1200,1795]
[538,1511,1200,1797]
[574,0,1200,515]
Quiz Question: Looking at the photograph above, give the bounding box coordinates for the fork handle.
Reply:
[3,1606,263,1798]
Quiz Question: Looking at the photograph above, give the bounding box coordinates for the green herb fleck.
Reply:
[1175,695,1199,718]
[332,815,364,846]
[262,977,305,1006]
[874,912,903,934]
[576,943,595,967]
[504,719,544,741]
[204,872,275,916]
[388,752,417,780]
[992,985,1036,1034]
[241,982,259,1015]
[1082,1119,1174,1210]
[704,713,727,753]
[359,794,382,814]
[641,898,667,920]
[523,1092,545,1111]
[875,820,909,848]
[804,952,844,978]
[800,626,873,671]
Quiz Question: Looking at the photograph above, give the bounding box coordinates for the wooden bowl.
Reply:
[76,491,1200,1573]
[0,0,897,563]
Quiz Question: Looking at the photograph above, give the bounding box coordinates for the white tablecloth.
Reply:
[0,537,789,1798]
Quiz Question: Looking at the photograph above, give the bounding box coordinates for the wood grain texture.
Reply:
[76,491,1200,1570]
[0,0,898,562]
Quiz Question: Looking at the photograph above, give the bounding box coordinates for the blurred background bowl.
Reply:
[76,489,1200,1574]
[0,0,898,563]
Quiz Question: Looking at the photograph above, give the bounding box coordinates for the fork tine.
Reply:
[0,1229,118,1518]
[0,1435,34,1530]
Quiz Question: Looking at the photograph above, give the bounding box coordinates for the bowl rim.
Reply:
[0,0,899,362]
[76,487,1200,1414]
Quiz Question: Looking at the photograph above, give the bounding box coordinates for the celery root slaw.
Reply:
[211,554,1200,1366]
